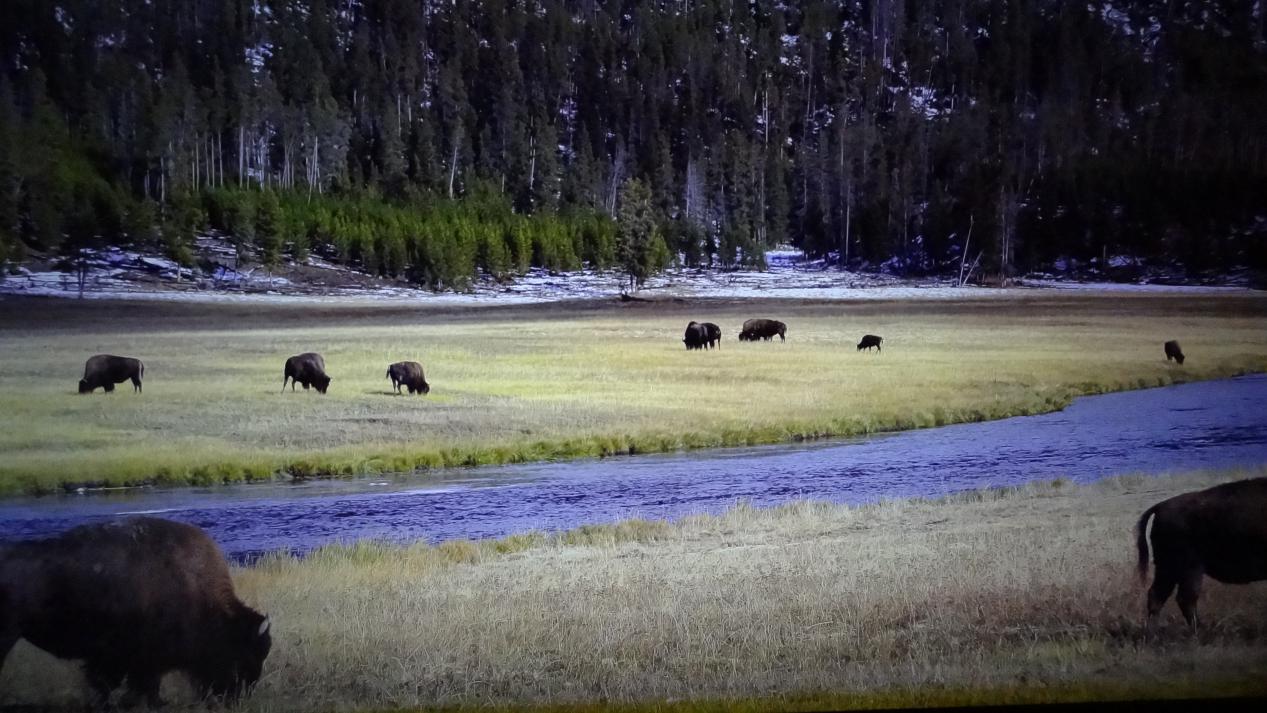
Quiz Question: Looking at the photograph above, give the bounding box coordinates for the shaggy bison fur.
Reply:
[739,318,786,342]
[1164,340,1185,365]
[387,361,431,394]
[0,517,272,706]
[78,354,144,394]
[857,335,883,352]
[1136,477,1267,629]
[282,352,331,394]
[701,322,722,349]
[683,321,708,350]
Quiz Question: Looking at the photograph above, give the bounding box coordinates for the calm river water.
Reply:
[1,375,1265,561]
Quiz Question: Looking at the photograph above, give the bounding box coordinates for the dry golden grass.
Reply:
[1,293,1265,494]
[4,467,1266,710]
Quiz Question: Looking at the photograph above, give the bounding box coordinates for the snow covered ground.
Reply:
[0,243,1256,306]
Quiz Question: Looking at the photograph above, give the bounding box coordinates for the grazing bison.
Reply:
[78,354,144,394]
[387,361,431,395]
[701,322,722,349]
[739,318,786,342]
[1136,478,1267,630]
[683,321,709,350]
[857,334,883,352]
[282,352,331,394]
[1164,340,1185,365]
[0,517,272,706]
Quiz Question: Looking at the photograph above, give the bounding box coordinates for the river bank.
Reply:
[1,293,1266,495]
[4,467,1267,709]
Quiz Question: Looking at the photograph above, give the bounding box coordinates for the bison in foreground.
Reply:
[0,517,272,706]
[857,334,883,352]
[739,318,786,342]
[1164,340,1185,365]
[701,322,722,349]
[282,352,331,393]
[683,321,708,350]
[78,354,144,394]
[1136,477,1267,630]
[387,361,431,394]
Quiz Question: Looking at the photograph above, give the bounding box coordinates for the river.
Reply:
[1,375,1265,561]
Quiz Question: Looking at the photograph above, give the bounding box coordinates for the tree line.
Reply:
[1,0,1264,287]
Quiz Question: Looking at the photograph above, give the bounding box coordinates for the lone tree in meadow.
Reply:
[615,178,670,292]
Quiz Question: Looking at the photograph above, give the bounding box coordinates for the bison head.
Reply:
[78,379,92,393]
[205,612,272,703]
[419,380,431,395]
[313,374,331,394]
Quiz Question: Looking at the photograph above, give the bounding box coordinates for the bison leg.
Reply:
[131,376,142,393]
[1145,568,1178,631]
[103,382,115,393]
[1176,571,1204,631]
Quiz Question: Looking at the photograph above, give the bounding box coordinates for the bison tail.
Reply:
[1135,504,1159,583]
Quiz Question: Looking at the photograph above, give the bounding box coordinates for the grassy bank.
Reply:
[4,467,1267,709]
[1,293,1266,494]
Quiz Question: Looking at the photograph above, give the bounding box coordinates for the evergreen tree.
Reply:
[615,177,669,291]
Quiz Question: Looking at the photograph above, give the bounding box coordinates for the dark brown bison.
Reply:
[78,354,144,394]
[701,322,722,349]
[0,517,272,706]
[739,318,786,342]
[857,334,883,352]
[282,352,331,394]
[683,321,708,350]
[1136,478,1267,630]
[1164,340,1185,365]
[387,361,431,395]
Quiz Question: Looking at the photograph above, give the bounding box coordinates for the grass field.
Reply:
[3,467,1267,710]
[1,293,1266,494]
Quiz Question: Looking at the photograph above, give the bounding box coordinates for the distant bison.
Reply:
[701,322,722,349]
[857,334,883,352]
[1136,478,1267,630]
[282,352,331,394]
[683,321,708,350]
[78,354,144,394]
[387,361,431,395]
[0,517,272,706]
[739,318,786,342]
[1164,340,1185,365]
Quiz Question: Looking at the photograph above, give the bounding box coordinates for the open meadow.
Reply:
[1,292,1266,494]
[3,467,1267,710]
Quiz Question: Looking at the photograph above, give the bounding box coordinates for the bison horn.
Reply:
[258,618,271,636]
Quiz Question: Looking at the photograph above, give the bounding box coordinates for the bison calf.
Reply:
[387,361,431,395]
[1136,477,1267,630]
[78,354,144,394]
[0,517,272,706]
[283,352,331,394]
[857,334,883,352]
[1164,340,1185,365]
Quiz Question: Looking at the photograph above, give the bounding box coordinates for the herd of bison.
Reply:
[3,328,1256,708]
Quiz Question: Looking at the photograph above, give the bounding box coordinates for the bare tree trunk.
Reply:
[448,127,462,199]
[959,215,975,287]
